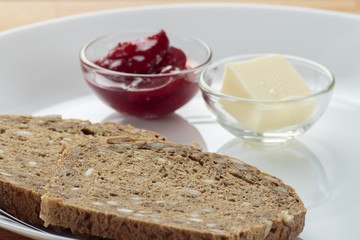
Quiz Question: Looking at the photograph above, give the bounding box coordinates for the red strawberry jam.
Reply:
[94,30,187,74]
[83,30,202,119]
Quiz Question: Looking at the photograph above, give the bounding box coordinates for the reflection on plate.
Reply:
[104,112,208,150]
[1,3,360,240]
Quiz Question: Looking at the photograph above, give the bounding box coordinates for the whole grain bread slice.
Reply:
[0,114,165,225]
[40,136,306,240]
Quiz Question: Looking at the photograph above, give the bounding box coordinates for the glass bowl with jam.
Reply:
[80,30,212,119]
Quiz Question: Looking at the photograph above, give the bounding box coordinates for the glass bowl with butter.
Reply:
[199,54,335,143]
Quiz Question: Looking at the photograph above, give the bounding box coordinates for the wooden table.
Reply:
[0,0,359,239]
[0,0,360,32]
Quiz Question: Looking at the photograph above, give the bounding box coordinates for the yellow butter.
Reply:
[220,55,316,131]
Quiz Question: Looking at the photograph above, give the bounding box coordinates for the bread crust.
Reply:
[0,181,43,225]
[41,197,305,240]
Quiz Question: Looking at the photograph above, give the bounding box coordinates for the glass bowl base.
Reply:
[219,122,311,144]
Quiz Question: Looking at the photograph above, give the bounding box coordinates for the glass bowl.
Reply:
[80,30,212,119]
[199,54,335,143]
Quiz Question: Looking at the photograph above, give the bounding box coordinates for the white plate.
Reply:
[0,3,359,240]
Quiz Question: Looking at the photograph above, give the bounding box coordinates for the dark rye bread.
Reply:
[0,115,165,225]
[40,136,306,240]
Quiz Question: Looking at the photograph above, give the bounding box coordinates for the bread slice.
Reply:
[40,136,306,240]
[0,115,165,225]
